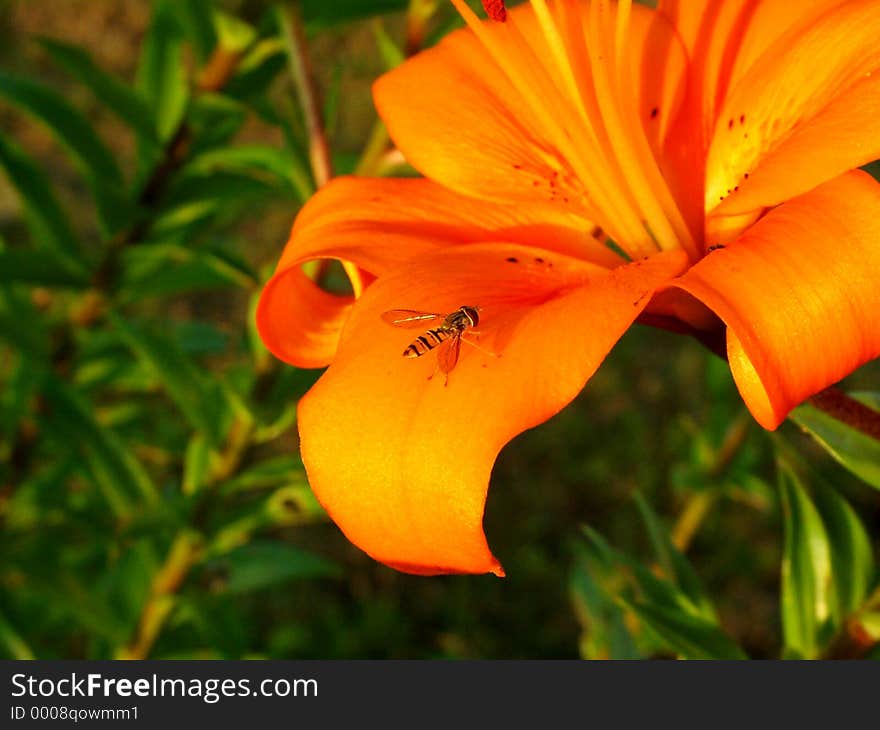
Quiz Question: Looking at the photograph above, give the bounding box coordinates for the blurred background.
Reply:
[0,0,878,660]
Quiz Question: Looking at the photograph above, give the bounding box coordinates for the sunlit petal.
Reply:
[674,172,880,428]
[299,244,687,574]
[257,175,614,367]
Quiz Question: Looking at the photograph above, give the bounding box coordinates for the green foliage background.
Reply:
[0,0,878,660]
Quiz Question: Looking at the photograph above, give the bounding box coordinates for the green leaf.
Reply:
[110,313,226,444]
[164,170,281,208]
[779,467,834,658]
[188,94,248,155]
[0,294,49,362]
[576,526,745,659]
[137,1,189,142]
[0,248,90,287]
[187,144,311,202]
[302,0,409,30]
[119,243,257,300]
[0,611,35,660]
[570,544,642,659]
[183,432,212,495]
[0,134,84,264]
[209,541,339,594]
[620,598,748,660]
[813,485,875,619]
[633,493,715,621]
[36,37,158,143]
[40,376,158,516]
[213,10,258,53]
[170,0,218,62]
[0,71,123,185]
[371,19,405,69]
[790,393,880,490]
[0,354,39,447]
[219,456,306,495]
[223,38,285,101]
[0,70,132,233]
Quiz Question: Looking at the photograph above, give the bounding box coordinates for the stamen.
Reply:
[449,0,698,261]
[481,0,507,22]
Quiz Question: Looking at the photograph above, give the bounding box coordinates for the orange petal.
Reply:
[712,71,880,216]
[706,0,880,213]
[658,0,846,142]
[372,2,686,220]
[257,175,614,368]
[298,244,688,575]
[673,171,880,429]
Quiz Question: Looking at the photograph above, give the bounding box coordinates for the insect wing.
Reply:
[381,309,442,329]
[437,334,462,374]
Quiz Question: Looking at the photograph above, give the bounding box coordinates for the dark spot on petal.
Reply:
[739,114,745,124]
[744,172,750,179]
[506,257,519,263]
[650,107,659,119]
[728,119,734,130]
[534,257,545,264]
[512,163,522,170]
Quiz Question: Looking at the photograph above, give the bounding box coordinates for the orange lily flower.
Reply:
[257,0,880,576]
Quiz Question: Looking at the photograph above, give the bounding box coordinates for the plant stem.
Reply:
[279,4,333,189]
[115,531,203,660]
[671,491,715,553]
[115,411,257,659]
[808,387,880,442]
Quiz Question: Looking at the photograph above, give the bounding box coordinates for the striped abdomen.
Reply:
[403,327,453,358]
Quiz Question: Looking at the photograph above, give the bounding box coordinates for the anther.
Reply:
[481,0,507,22]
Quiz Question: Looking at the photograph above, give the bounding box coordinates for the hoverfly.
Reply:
[380,305,485,379]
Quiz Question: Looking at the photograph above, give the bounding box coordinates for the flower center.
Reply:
[458,0,699,262]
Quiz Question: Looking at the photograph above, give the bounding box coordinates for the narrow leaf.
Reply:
[633,492,715,620]
[0,71,123,186]
[791,394,880,490]
[621,599,747,660]
[137,1,189,142]
[0,248,90,287]
[209,541,339,594]
[183,432,211,495]
[813,486,875,619]
[40,376,158,514]
[302,0,408,30]
[187,144,311,201]
[119,243,257,300]
[170,0,218,62]
[36,37,158,143]
[110,313,225,444]
[779,467,834,658]
[0,134,84,263]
